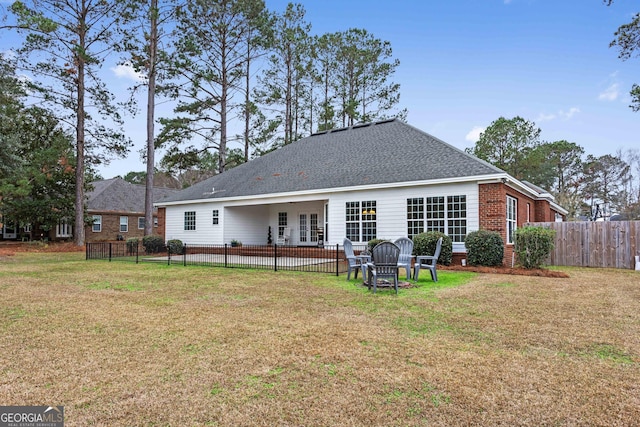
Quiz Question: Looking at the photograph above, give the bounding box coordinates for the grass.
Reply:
[1,252,639,426]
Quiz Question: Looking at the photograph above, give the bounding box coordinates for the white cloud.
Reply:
[465,126,485,142]
[536,112,556,122]
[560,107,580,120]
[536,107,580,123]
[598,83,619,101]
[111,63,146,82]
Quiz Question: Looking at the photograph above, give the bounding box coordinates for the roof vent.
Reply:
[352,122,371,129]
[330,126,349,133]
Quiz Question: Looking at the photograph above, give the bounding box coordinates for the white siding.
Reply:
[165,204,225,244]
[224,205,269,245]
[326,182,478,252]
[164,182,479,251]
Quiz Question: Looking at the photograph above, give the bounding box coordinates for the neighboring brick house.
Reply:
[86,178,179,242]
[156,119,566,265]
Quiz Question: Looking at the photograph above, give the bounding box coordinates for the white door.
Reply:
[298,213,319,245]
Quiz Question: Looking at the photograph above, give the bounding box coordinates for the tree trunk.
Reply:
[74,14,87,247]
[144,0,158,237]
[219,42,228,173]
[244,38,250,162]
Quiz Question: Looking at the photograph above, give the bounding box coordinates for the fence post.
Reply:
[336,243,339,276]
[167,243,171,266]
[108,243,112,262]
[85,243,89,260]
[135,241,139,264]
[183,243,187,267]
[224,243,228,268]
[274,243,278,272]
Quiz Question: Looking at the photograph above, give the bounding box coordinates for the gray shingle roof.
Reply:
[160,119,504,204]
[88,178,179,212]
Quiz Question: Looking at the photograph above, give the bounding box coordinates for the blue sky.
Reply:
[3,0,639,179]
[283,0,639,158]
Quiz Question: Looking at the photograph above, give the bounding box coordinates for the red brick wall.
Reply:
[157,208,166,240]
[478,182,557,266]
[478,183,506,238]
[85,212,160,242]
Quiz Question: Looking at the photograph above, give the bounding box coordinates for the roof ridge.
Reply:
[311,118,400,136]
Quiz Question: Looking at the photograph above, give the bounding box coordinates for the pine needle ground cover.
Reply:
[1,253,638,426]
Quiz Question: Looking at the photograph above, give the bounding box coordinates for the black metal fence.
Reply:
[86,242,369,275]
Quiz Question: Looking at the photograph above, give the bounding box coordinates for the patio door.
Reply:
[298,213,319,245]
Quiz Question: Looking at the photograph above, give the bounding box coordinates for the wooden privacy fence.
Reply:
[528,221,640,269]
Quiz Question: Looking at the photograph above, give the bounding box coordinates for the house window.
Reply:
[184,211,196,231]
[212,210,219,225]
[310,213,318,242]
[407,198,424,239]
[405,195,467,242]
[426,196,445,233]
[120,216,128,233]
[507,196,517,244]
[23,224,32,233]
[138,217,145,229]
[278,212,287,237]
[299,214,308,242]
[56,219,72,238]
[345,201,377,242]
[345,202,360,242]
[447,195,467,243]
[154,216,158,227]
[92,215,102,232]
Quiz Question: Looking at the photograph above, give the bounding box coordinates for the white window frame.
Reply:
[92,215,102,232]
[407,198,424,239]
[56,219,72,238]
[278,212,287,237]
[138,217,145,229]
[406,195,467,242]
[345,201,377,243]
[507,196,517,244]
[184,211,196,231]
[120,216,129,233]
[446,195,467,243]
[212,210,219,225]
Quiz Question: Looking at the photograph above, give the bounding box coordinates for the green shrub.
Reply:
[412,232,452,265]
[465,230,504,267]
[142,234,165,254]
[167,239,184,255]
[367,238,389,252]
[126,237,139,255]
[515,226,556,269]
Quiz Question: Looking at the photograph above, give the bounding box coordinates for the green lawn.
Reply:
[1,252,639,426]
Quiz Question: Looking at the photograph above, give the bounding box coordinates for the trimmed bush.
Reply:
[367,238,389,252]
[412,232,452,265]
[126,237,139,255]
[515,226,556,269]
[167,239,184,255]
[142,234,165,254]
[465,230,504,266]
